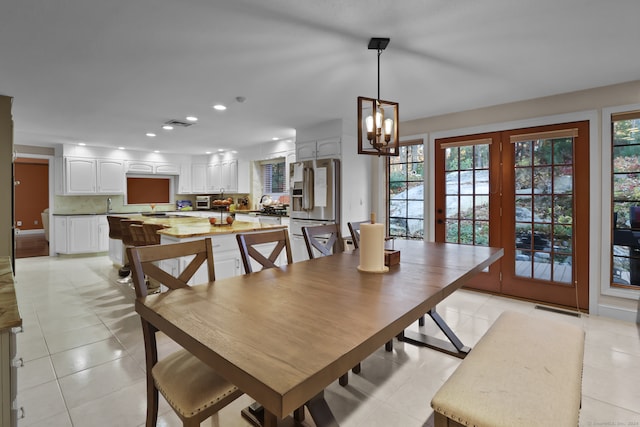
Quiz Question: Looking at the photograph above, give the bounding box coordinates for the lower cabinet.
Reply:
[54,215,109,255]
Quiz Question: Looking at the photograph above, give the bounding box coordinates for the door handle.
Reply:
[437,219,444,224]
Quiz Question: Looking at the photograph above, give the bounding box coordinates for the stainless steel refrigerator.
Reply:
[289,158,340,262]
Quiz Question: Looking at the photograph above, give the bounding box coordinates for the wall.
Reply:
[0,96,13,259]
[395,79,640,321]
[14,159,48,231]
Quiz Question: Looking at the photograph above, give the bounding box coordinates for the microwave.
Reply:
[195,196,211,210]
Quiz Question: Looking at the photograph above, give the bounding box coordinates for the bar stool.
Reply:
[142,223,165,245]
[119,219,143,284]
[107,216,129,278]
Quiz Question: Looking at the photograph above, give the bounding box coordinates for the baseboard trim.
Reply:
[597,304,639,323]
[15,229,45,235]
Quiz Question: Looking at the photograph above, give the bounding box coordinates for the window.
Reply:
[387,140,424,239]
[261,159,286,195]
[611,111,640,289]
[126,175,173,205]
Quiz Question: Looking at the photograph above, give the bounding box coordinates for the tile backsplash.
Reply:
[53,195,180,215]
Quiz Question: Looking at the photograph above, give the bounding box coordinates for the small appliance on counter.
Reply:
[195,195,211,210]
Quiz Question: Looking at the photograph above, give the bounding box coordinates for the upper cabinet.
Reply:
[60,157,124,195]
[221,159,238,193]
[98,160,125,193]
[296,138,341,160]
[125,160,180,175]
[191,164,207,194]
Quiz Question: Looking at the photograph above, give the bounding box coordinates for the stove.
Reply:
[260,206,288,216]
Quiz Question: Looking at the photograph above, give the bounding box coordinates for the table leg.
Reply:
[305,391,340,427]
[399,308,471,359]
[241,391,339,427]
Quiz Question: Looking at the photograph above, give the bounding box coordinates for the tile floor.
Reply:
[12,254,640,427]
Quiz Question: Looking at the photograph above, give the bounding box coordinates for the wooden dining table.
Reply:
[135,240,503,427]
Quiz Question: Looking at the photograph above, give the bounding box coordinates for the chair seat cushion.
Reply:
[153,349,242,418]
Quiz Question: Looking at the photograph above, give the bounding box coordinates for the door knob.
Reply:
[437,219,444,224]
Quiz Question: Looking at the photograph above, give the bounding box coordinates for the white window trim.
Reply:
[602,103,640,300]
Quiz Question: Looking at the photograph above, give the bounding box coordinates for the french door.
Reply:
[435,121,590,310]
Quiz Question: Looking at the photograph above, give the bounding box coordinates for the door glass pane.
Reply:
[445,171,459,194]
[611,115,640,288]
[514,135,574,285]
[441,142,492,247]
[445,220,459,243]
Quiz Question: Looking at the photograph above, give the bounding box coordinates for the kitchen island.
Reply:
[109,214,288,281]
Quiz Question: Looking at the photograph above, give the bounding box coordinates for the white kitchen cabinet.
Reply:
[126,161,179,175]
[53,216,68,254]
[65,157,97,194]
[221,159,238,192]
[97,160,124,193]
[63,157,124,195]
[68,216,96,253]
[295,141,317,161]
[155,163,180,175]
[295,138,341,160]
[191,164,207,193]
[234,213,259,223]
[97,215,109,252]
[125,161,154,174]
[177,162,192,194]
[206,163,222,192]
[54,215,108,254]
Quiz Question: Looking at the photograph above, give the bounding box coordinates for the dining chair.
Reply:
[347,220,369,249]
[236,229,293,273]
[301,223,344,259]
[127,238,244,427]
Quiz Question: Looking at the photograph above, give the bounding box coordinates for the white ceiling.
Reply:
[2,0,640,155]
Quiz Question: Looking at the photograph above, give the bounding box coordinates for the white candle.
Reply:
[358,223,388,273]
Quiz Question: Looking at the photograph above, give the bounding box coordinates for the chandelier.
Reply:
[357,37,399,156]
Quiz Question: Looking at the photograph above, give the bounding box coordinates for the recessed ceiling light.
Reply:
[205,151,212,154]
[118,147,125,150]
[217,149,224,152]
[213,104,227,111]
[153,150,160,153]
[272,137,279,141]
[78,142,86,146]
[231,150,238,154]
[185,116,198,122]
[162,125,174,130]
[146,132,156,137]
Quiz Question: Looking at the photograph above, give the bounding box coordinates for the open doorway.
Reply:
[14,157,49,258]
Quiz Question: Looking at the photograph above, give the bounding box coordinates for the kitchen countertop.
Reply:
[119,214,287,238]
[0,257,22,332]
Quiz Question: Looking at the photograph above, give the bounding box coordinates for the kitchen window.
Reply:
[126,175,174,205]
[261,159,286,195]
[387,139,425,239]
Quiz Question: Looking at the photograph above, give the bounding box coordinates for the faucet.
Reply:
[107,197,112,213]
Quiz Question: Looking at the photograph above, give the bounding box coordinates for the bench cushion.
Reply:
[431,310,584,427]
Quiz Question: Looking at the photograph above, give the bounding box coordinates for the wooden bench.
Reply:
[431,310,584,427]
